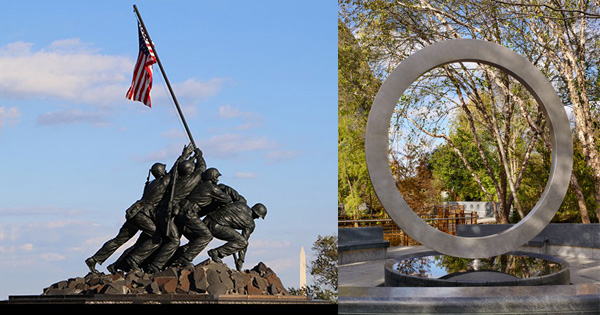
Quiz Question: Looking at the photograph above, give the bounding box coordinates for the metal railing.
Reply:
[339,205,478,246]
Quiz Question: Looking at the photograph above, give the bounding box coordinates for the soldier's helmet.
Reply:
[251,203,267,219]
[178,160,195,176]
[150,163,167,178]
[202,168,222,181]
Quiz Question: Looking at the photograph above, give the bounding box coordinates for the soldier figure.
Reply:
[205,202,267,271]
[145,146,206,273]
[84,145,193,274]
[168,167,233,267]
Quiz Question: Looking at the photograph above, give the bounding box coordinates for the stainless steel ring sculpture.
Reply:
[365,39,572,258]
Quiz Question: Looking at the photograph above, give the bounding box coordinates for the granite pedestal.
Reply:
[339,284,600,314]
[339,227,390,265]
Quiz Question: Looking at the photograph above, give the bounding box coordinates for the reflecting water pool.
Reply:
[393,254,563,279]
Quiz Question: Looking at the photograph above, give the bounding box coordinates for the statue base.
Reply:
[4,293,316,304]
[2,293,334,312]
[1,260,336,309]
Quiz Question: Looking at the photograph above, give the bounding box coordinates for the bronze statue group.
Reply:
[85,144,267,274]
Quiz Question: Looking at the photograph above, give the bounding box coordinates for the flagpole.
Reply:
[133,4,196,148]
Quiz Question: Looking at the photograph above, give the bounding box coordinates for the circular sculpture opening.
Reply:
[366,39,573,258]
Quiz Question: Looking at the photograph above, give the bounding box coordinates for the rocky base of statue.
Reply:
[42,260,288,296]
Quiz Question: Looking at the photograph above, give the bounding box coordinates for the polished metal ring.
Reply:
[365,39,572,258]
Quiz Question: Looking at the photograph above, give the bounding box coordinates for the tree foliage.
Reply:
[309,235,338,291]
[288,234,338,302]
[338,19,382,218]
[390,149,441,213]
[339,0,600,223]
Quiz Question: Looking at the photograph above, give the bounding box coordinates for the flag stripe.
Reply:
[126,22,157,107]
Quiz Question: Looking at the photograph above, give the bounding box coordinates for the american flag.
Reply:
[126,22,157,107]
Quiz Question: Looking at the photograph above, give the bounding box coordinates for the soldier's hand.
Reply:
[182,144,194,156]
[194,147,203,157]
[172,204,180,216]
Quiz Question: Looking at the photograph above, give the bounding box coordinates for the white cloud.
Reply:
[160,128,187,139]
[136,132,286,165]
[0,106,21,128]
[233,172,258,179]
[138,131,297,165]
[37,108,109,126]
[0,206,82,217]
[48,38,94,52]
[40,252,66,261]
[141,132,302,165]
[216,104,263,130]
[152,78,229,110]
[0,39,131,105]
[1,225,20,242]
[250,239,291,249]
[20,243,33,251]
[197,133,276,159]
[134,148,171,164]
[174,78,228,102]
[132,141,189,164]
[82,234,116,248]
[218,104,248,119]
[0,39,227,121]
[28,219,87,230]
[265,149,301,165]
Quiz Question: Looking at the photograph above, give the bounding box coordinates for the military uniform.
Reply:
[86,165,172,268]
[167,180,234,265]
[147,152,206,271]
[204,201,256,262]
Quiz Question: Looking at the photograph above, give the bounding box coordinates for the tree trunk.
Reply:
[570,173,591,223]
[547,13,600,215]
[496,175,510,224]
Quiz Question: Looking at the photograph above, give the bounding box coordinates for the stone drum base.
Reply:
[339,227,390,265]
[339,284,600,314]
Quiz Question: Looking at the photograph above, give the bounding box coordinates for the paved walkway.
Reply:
[339,245,600,288]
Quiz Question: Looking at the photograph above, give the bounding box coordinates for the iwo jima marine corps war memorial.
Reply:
[2,5,331,308]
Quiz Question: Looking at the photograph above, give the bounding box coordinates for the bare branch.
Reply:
[492,0,600,18]
[400,111,497,201]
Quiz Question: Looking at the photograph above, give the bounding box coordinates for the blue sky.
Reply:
[0,1,337,299]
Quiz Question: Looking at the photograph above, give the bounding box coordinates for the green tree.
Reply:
[309,235,338,294]
[390,148,441,213]
[340,0,599,223]
[555,136,599,222]
[288,234,338,302]
[338,19,382,219]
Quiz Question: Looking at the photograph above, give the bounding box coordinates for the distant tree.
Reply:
[288,234,338,302]
[310,235,338,291]
[390,148,441,213]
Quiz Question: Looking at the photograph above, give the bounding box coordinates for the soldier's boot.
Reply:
[172,256,194,268]
[106,263,118,274]
[85,257,100,274]
[126,257,142,272]
[208,249,223,264]
[147,263,161,274]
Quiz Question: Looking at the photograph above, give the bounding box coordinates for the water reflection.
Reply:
[394,254,562,279]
